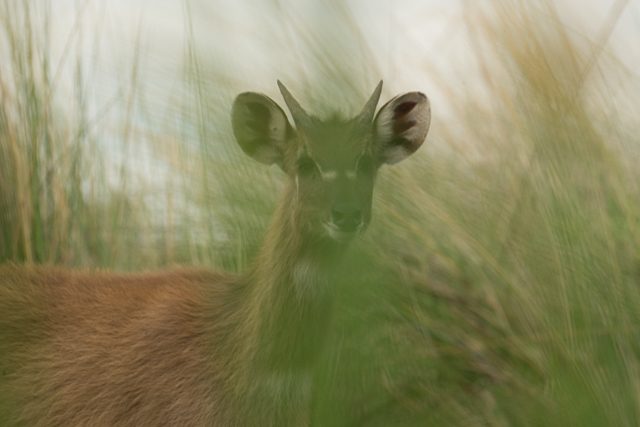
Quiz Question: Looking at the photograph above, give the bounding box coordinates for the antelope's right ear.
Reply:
[231,92,292,165]
[374,92,431,164]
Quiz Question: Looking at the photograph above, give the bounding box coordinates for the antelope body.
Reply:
[0,81,430,426]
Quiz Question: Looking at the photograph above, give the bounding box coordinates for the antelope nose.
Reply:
[331,206,363,232]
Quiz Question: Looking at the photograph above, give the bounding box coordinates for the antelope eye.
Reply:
[297,157,318,177]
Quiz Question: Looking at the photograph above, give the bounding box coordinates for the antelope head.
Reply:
[231,81,431,243]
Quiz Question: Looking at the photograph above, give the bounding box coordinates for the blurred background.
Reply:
[1,0,640,425]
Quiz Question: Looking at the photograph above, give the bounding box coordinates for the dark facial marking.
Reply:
[297,155,320,178]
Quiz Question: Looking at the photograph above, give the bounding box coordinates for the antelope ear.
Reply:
[374,92,430,164]
[231,92,292,165]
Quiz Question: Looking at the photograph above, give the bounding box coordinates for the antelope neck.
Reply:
[244,185,344,371]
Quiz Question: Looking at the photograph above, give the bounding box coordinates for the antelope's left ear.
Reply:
[374,92,431,164]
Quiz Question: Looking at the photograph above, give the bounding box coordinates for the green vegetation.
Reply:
[1,0,639,425]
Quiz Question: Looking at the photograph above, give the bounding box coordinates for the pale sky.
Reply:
[4,0,636,224]
[42,0,640,138]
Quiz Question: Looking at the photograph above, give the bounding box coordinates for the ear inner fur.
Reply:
[231,92,291,166]
[374,91,430,164]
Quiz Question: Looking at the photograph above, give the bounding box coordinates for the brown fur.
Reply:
[0,265,243,426]
[0,183,333,427]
